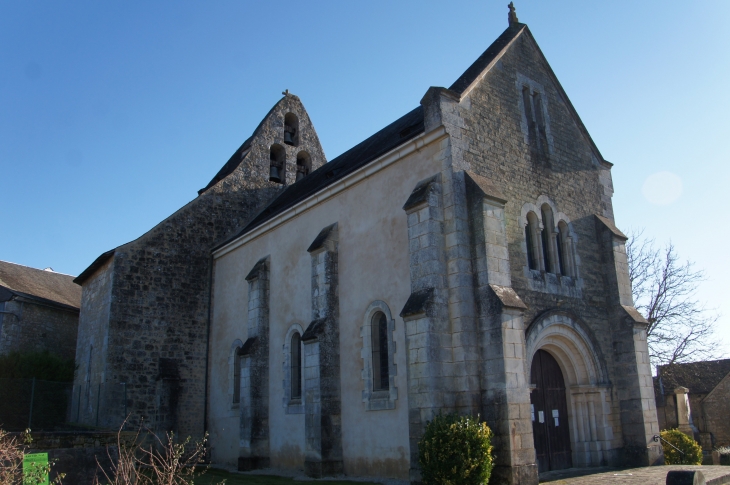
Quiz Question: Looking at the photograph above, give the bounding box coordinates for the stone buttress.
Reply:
[238,256,271,470]
[595,215,663,466]
[302,223,343,477]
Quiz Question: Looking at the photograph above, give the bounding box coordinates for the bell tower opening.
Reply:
[269,144,286,184]
[284,113,299,146]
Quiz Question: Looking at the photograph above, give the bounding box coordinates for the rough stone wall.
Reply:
[438,29,659,467]
[702,374,730,447]
[0,299,78,361]
[75,94,326,437]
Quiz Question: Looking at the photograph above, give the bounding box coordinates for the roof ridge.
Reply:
[0,260,76,278]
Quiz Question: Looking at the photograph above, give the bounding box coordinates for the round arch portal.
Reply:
[526,311,613,468]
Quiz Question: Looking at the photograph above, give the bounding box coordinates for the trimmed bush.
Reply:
[661,429,703,465]
[418,413,493,485]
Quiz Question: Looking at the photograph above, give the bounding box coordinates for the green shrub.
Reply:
[418,413,493,485]
[0,351,75,381]
[661,429,703,465]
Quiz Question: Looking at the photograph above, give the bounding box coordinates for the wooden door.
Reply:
[530,349,572,472]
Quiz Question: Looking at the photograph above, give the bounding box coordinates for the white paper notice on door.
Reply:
[538,410,544,423]
[531,404,535,422]
[552,409,559,426]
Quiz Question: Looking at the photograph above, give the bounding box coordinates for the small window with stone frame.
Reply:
[233,347,242,404]
[521,85,549,161]
[525,211,541,271]
[290,332,302,400]
[360,301,397,411]
[540,205,555,273]
[371,312,389,391]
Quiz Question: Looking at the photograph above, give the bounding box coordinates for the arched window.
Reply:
[290,332,301,399]
[541,204,557,274]
[269,144,286,184]
[557,221,574,277]
[371,311,389,391]
[526,211,542,271]
[284,113,299,146]
[296,151,311,182]
[230,339,244,406]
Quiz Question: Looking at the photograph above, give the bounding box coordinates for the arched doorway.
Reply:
[530,349,572,472]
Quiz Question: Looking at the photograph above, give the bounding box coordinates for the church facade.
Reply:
[73,10,662,485]
[206,14,661,485]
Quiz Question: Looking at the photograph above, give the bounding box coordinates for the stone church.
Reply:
[73,6,662,484]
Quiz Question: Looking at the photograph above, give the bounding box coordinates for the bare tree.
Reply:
[626,229,721,366]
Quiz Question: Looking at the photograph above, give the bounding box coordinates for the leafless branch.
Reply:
[627,229,722,366]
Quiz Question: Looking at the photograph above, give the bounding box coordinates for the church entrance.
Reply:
[530,349,572,473]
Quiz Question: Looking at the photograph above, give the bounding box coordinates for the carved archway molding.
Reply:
[525,309,615,468]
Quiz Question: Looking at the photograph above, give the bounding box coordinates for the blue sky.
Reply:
[1,1,728,355]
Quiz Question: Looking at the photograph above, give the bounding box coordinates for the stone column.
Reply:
[674,387,694,438]
[238,256,270,471]
[302,223,343,478]
[465,172,538,485]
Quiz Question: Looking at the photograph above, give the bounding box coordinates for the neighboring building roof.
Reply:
[214,105,425,250]
[655,359,730,396]
[0,260,81,310]
[73,249,115,286]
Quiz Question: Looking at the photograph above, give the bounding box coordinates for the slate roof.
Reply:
[449,23,525,95]
[655,359,730,396]
[0,260,81,310]
[214,106,425,250]
[213,23,529,248]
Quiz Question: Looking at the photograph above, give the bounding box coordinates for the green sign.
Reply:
[23,452,49,485]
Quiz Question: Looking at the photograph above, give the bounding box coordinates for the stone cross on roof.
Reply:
[508,2,519,25]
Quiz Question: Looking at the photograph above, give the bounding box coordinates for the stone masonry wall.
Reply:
[76,94,326,438]
[0,299,78,361]
[702,374,730,447]
[451,30,658,465]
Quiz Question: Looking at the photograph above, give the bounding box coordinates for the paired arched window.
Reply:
[269,144,286,184]
[290,332,302,400]
[371,312,389,391]
[284,113,299,146]
[524,204,576,278]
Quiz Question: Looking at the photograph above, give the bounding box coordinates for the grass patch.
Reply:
[195,468,381,485]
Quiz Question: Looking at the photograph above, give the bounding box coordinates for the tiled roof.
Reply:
[0,260,81,310]
[656,359,730,396]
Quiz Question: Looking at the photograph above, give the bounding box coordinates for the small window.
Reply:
[521,83,549,161]
[269,144,286,184]
[291,332,301,400]
[541,205,555,273]
[371,312,389,391]
[296,151,311,182]
[233,348,242,404]
[284,113,299,146]
[526,211,541,271]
